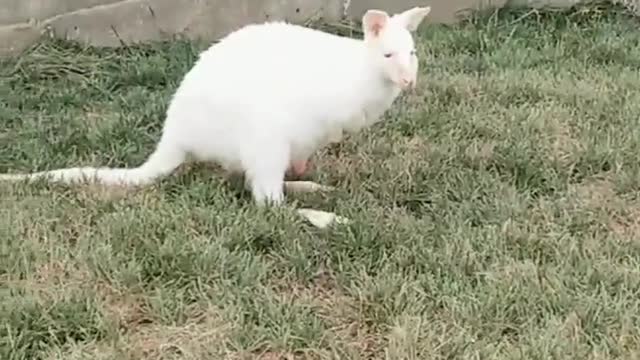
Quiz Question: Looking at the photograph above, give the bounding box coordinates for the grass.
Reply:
[2,4,640,359]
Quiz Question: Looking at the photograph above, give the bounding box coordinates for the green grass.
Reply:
[2,5,640,359]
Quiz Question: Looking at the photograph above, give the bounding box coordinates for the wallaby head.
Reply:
[362,6,431,89]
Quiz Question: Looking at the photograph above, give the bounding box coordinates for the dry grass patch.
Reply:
[43,308,232,360]
[567,175,640,240]
[124,312,231,360]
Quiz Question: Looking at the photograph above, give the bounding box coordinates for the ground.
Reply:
[2,5,640,360]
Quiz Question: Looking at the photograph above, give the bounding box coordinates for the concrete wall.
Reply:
[0,0,594,56]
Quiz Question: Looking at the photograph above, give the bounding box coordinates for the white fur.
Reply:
[0,6,431,206]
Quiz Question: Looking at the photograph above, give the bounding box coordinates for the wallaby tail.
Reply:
[0,134,185,187]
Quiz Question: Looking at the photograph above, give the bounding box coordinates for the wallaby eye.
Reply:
[384,52,393,58]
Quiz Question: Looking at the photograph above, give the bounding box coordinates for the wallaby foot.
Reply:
[284,181,344,227]
[297,208,350,229]
[284,181,334,194]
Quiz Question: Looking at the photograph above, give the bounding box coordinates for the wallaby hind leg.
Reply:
[243,142,349,228]
[244,176,348,228]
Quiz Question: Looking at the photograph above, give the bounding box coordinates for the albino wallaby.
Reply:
[0,6,431,227]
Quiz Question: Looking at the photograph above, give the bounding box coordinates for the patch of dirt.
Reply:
[9,261,152,328]
[97,283,153,331]
[533,106,584,167]
[465,141,496,165]
[567,176,640,239]
[124,308,231,360]
[388,135,431,159]
[7,260,92,304]
[252,352,297,360]
[43,341,122,360]
[569,177,618,208]
[549,125,582,166]
[83,108,114,131]
[45,307,233,360]
[270,269,385,359]
[33,260,90,285]
[609,206,640,239]
[76,183,140,202]
[484,259,540,284]
[385,316,428,360]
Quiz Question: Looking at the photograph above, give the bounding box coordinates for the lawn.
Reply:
[2,5,640,360]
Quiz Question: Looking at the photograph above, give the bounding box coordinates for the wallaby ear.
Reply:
[362,10,389,38]
[392,6,431,32]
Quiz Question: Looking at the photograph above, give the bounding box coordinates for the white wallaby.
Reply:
[0,6,431,227]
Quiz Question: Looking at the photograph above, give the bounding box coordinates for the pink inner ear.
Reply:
[371,22,384,36]
[365,11,388,37]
